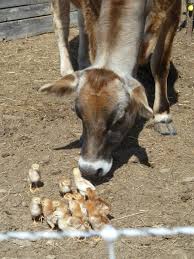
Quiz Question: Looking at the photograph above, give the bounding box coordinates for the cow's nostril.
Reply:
[96,168,103,177]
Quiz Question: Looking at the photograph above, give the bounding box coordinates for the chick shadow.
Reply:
[55,36,179,185]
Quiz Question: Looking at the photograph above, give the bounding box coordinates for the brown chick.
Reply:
[77,195,88,220]
[47,203,70,229]
[86,188,111,217]
[73,168,95,196]
[58,176,72,196]
[86,200,109,230]
[30,197,43,223]
[68,199,83,218]
[63,191,83,201]
[54,210,85,231]
[41,198,54,218]
[28,163,41,193]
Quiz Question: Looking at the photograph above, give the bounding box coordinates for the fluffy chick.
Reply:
[58,177,72,196]
[86,188,111,216]
[41,198,54,217]
[63,191,83,201]
[47,202,70,229]
[73,168,95,196]
[55,209,86,231]
[68,199,83,218]
[86,200,109,230]
[30,197,43,223]
[28,164,41,193]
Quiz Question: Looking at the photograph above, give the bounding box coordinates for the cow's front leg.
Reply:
[52,0,74,76]
[150,1,181,136]
[78,10,90,69]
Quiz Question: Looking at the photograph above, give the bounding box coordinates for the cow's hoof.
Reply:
[154,121,177,136]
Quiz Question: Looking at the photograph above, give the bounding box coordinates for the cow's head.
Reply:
[40,68,153,178]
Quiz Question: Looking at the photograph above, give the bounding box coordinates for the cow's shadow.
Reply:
[54,36,179,184]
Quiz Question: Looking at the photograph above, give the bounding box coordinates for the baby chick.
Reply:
[41,198,54,218]
[63,191,83,201]
[58,176,72,196]
[86,199,110,230]
[86,188,111,216]
[30,197,43,223]
[41,198,56,229]
[73,168,95,196]
[68,199,83,218]
[47,204,70,230]
[77,195,88,220]
[28,163,41,193]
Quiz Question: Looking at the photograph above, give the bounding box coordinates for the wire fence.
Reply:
[1,225,194,259]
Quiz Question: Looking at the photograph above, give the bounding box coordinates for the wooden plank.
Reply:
[0,3,51,23]
[0,11,78,41]
[0,0,49,9]
[0,0,76,10]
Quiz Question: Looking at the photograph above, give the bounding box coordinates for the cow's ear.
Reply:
[130,83,153,119]
[39,71,81,95]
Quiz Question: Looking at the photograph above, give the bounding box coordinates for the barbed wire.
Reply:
[1,225,194,259]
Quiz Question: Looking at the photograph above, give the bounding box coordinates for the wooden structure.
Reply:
[0,0,77,41]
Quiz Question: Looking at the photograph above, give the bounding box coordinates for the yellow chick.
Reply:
[42,199,70,229]
[63,191,83,201]
[54,208,86,231]
[58,176,72,196]
[68,199,83,218]
[28,163,41,193]
[73,168,96,196]
[30,197,43,223]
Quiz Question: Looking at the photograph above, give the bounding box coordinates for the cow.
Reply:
[40,0,181,178]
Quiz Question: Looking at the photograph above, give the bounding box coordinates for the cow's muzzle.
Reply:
[78,156,113,178]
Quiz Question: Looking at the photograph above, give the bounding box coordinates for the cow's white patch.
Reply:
[154,113,172,123]
[78,157,113,176]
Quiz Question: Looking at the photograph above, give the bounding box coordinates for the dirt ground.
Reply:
[0,22,194,259]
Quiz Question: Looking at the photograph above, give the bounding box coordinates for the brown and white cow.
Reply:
[40,0,181,178]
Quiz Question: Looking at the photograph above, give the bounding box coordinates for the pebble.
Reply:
[46,256,56,259]
[1,152,10,158]
[182,177,194,183]
[129,155,139,163]
[22,201,28,207]
[11,239,32,247]
[41,155,50,165]
[0,189,7,193]
[159,168,171,174]
[46,240,55,246]
[181,193,192,202]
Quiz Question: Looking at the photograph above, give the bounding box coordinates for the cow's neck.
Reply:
[93,0,146,79]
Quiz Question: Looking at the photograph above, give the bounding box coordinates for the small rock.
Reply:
[129,155,139,163]
[159,168,171,174]
[21,201,27,207]
[12,239,32,247]
[0,189,7,193]
[182,177,194,184]
[41,155,50,165]
[46,256,56,259]
[1,152,10,158]
[181,194,192,202]
[51,169,62,176]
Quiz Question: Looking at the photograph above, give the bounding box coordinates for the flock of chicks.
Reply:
[28,165,111,231]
